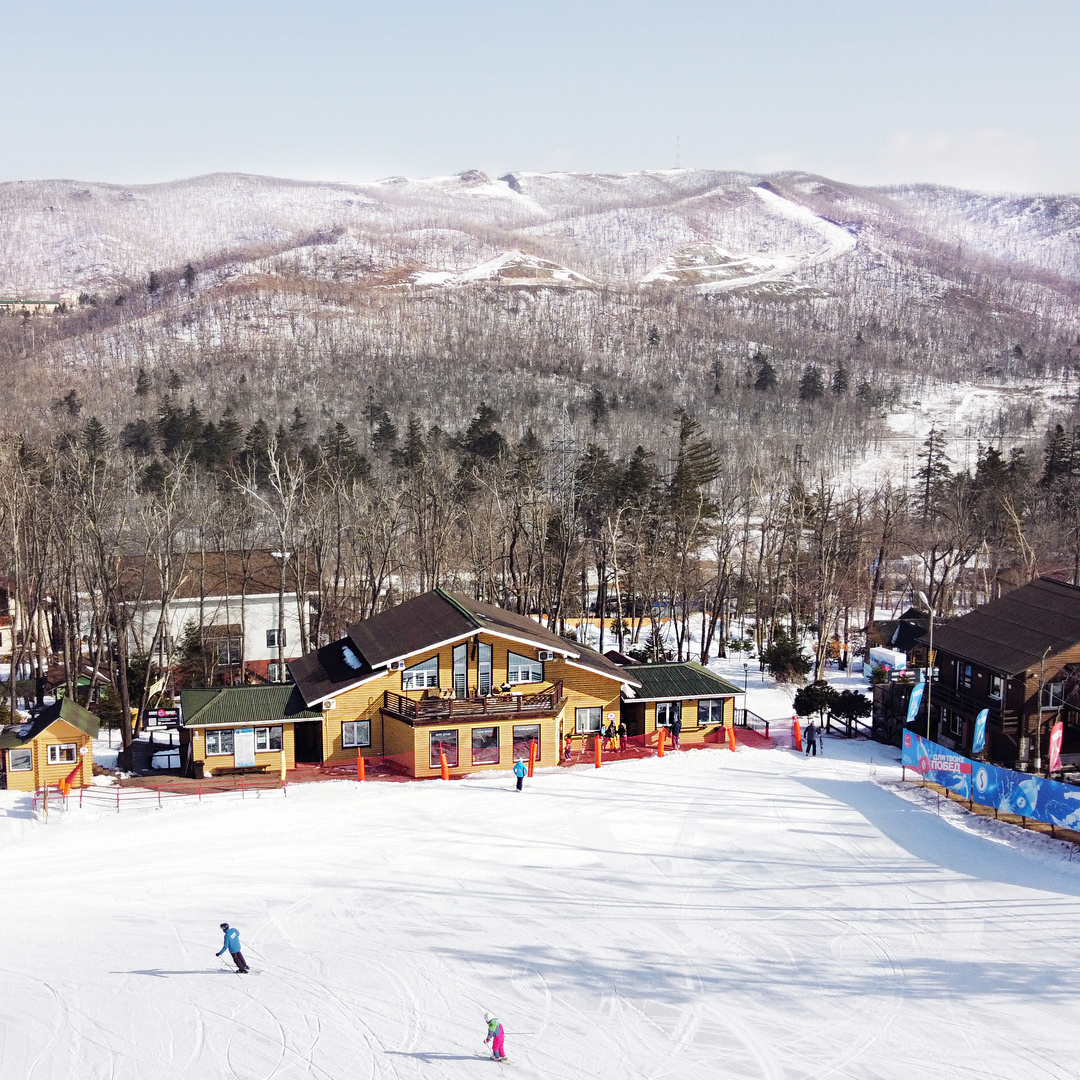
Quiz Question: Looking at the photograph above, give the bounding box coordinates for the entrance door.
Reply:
[623,702,646,737]
[453,643,468,698]
[478,643,492,696]
[294,720,323,763]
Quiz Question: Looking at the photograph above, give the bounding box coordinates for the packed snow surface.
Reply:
[3,741,1080,1079]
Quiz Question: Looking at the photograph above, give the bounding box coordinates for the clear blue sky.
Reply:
[3,0,1078,192]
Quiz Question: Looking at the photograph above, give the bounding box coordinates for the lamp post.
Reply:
[918,591,936,740]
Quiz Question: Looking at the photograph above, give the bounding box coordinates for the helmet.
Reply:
[484,1011,494,1023]
[220,923,229,931]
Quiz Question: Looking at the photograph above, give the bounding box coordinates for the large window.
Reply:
[989,674,1003,700]
[343,721,371,749]
[255,726,284,752]
[205,729,235,756]
[266,628,286,649]
[507,651,543,685]
[478,642,493,696]
[215,638,242,666]
[575,707,602,734]
[472,726,500,765]
[430,729,458,768]
[47,743,77,765]
[955,663,973,691]
[698,699,725,725]
[948,710,963,737]
[1042,681,1065,709]
[8,747,32,771]
[513,724,541,762]
[403,656,440,691]
[656,701,682,727]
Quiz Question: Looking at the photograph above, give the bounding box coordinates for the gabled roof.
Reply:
[625,661,742,701]
[118,550,319,603]
[0,697,100,749]
[926,577,1080,676]
[180,685,320,728]
[292,588,639,707]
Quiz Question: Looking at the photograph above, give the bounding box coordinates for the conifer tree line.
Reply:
[5,372,1080,752]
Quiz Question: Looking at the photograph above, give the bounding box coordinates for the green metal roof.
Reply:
[0,697,100,749]
[180,685,321,728]
[626,662,742,701]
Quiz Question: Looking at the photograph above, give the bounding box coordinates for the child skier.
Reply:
[216,922,250,973]
[484,1011,506,1060]
[513,758,527,791]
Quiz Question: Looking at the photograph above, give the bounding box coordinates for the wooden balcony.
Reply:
[381,682,565,726]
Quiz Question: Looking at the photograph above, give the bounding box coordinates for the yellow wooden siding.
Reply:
[643,696,733,744]
[409,715,559,778]
[4,720,94,793]
[190,724,296,771]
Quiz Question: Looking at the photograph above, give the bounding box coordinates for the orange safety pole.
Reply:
[727,725,736,752]
[440,751,449,781]
[357,750,366,782]
[527,739,537,777]
[658,726,666,757]
[594,734,602,768]
[792,715,802,752]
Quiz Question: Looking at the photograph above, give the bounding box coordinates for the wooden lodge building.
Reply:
[879,577,1080,768]
[0,698,99,792]
[178,589,743,779]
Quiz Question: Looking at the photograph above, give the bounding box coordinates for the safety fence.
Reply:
[902,731,1080,834]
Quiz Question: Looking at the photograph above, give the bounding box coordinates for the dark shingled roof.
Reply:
[180,685,320,728]
[926,577,1080,676]
[291,588,639,706]
[627,662,742,701]
[0,697,100,749]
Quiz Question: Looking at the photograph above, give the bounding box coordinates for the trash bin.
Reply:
[193,760,205,780]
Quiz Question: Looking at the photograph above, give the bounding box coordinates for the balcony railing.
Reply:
[382,681,565,725]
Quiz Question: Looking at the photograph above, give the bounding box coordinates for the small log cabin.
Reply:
[920,577,1080,767]
[287,589,642,777]
[620,661,740,743]
[0,698,99,792]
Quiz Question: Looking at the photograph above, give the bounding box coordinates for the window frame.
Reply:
[266,627,287,649]
[254,726,284,752]
[513,724,541,762]
[656,701,682,727]
[47,743,78,765]
[8,746,32,771]
[575,706,602,734]
[403,655,440,691]
[989,674,1003,700]
[471,725,500,766]
[205,729,235,756]
[214,637,242,666]
[955,663,973,691]
[698,698,726,726]
[507,650,543,686]
[948,710,963,737]
[430,729,458,768]
[342,720,372,749]
[1042,680,1065,710]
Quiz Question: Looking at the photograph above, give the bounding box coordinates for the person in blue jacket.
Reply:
[216,922,249,973]
[513,758,527,791]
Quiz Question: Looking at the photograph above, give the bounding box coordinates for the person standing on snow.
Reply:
[513,758,527,791]
[216,922,250,973]
[804,720,818,757]
[671,714,683,749]
[484,1011,506,1060]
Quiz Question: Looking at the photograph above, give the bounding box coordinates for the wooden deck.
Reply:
[381,682,565,725]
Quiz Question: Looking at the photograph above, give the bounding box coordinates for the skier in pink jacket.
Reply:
[484,1012,506,1060]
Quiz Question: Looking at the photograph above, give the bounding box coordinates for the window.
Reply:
[513,724,541,762]
[267,663,282,683]
[989,674,1003,700]
[430,729,458,768]
[343,720,371,749]
[266,628,286,649]
[8,747,31,771]
[948,710,963,737]
[507,651,543,685]
[255,726,284,752]
[453,643,468,699]
[472,725,500,765]
[403,656,439,691]
[1042,681,1065,709]
[656,701,682,727]
[215,637,242,666]
[955,663,972,691]
[205,729,235,756]
[698,699,725,726]
[478,642,493,696]
[575,707,602,734]
[47,743,77,765]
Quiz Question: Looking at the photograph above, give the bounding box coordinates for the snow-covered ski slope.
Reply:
[3,742,1080,1079]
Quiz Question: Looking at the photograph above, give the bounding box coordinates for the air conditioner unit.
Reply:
[388,660,406,671]
[537,650,556,662]
[323,698,337,711]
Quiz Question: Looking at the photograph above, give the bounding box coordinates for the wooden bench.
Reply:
[207,764,269,776]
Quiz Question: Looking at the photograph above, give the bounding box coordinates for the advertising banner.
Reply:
[905,682,925,726]
[1050,721,1064,775]
[904,732,1080,831]
[972,708,988,755]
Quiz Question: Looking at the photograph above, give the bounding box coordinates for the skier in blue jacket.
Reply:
[513,758,527,791]
[216,922,250,973]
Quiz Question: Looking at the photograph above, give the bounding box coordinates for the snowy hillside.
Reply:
[4,744,1080,1079]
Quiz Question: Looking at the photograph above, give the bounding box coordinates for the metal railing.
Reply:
[734,708,770,738]
[382,681,565,724]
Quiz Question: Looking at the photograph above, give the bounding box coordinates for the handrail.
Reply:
[383,681,564,723]
[734,707,770,738]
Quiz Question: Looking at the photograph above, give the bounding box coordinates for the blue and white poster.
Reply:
[905,681,925,725]
[972,708,988,754]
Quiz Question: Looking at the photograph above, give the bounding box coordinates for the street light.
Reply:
[743,662,749,693]
[918,591,935,740]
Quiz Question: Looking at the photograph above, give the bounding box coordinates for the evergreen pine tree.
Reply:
[135,368,150,398]
[753,352,778,392]
[798,365,826,402]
